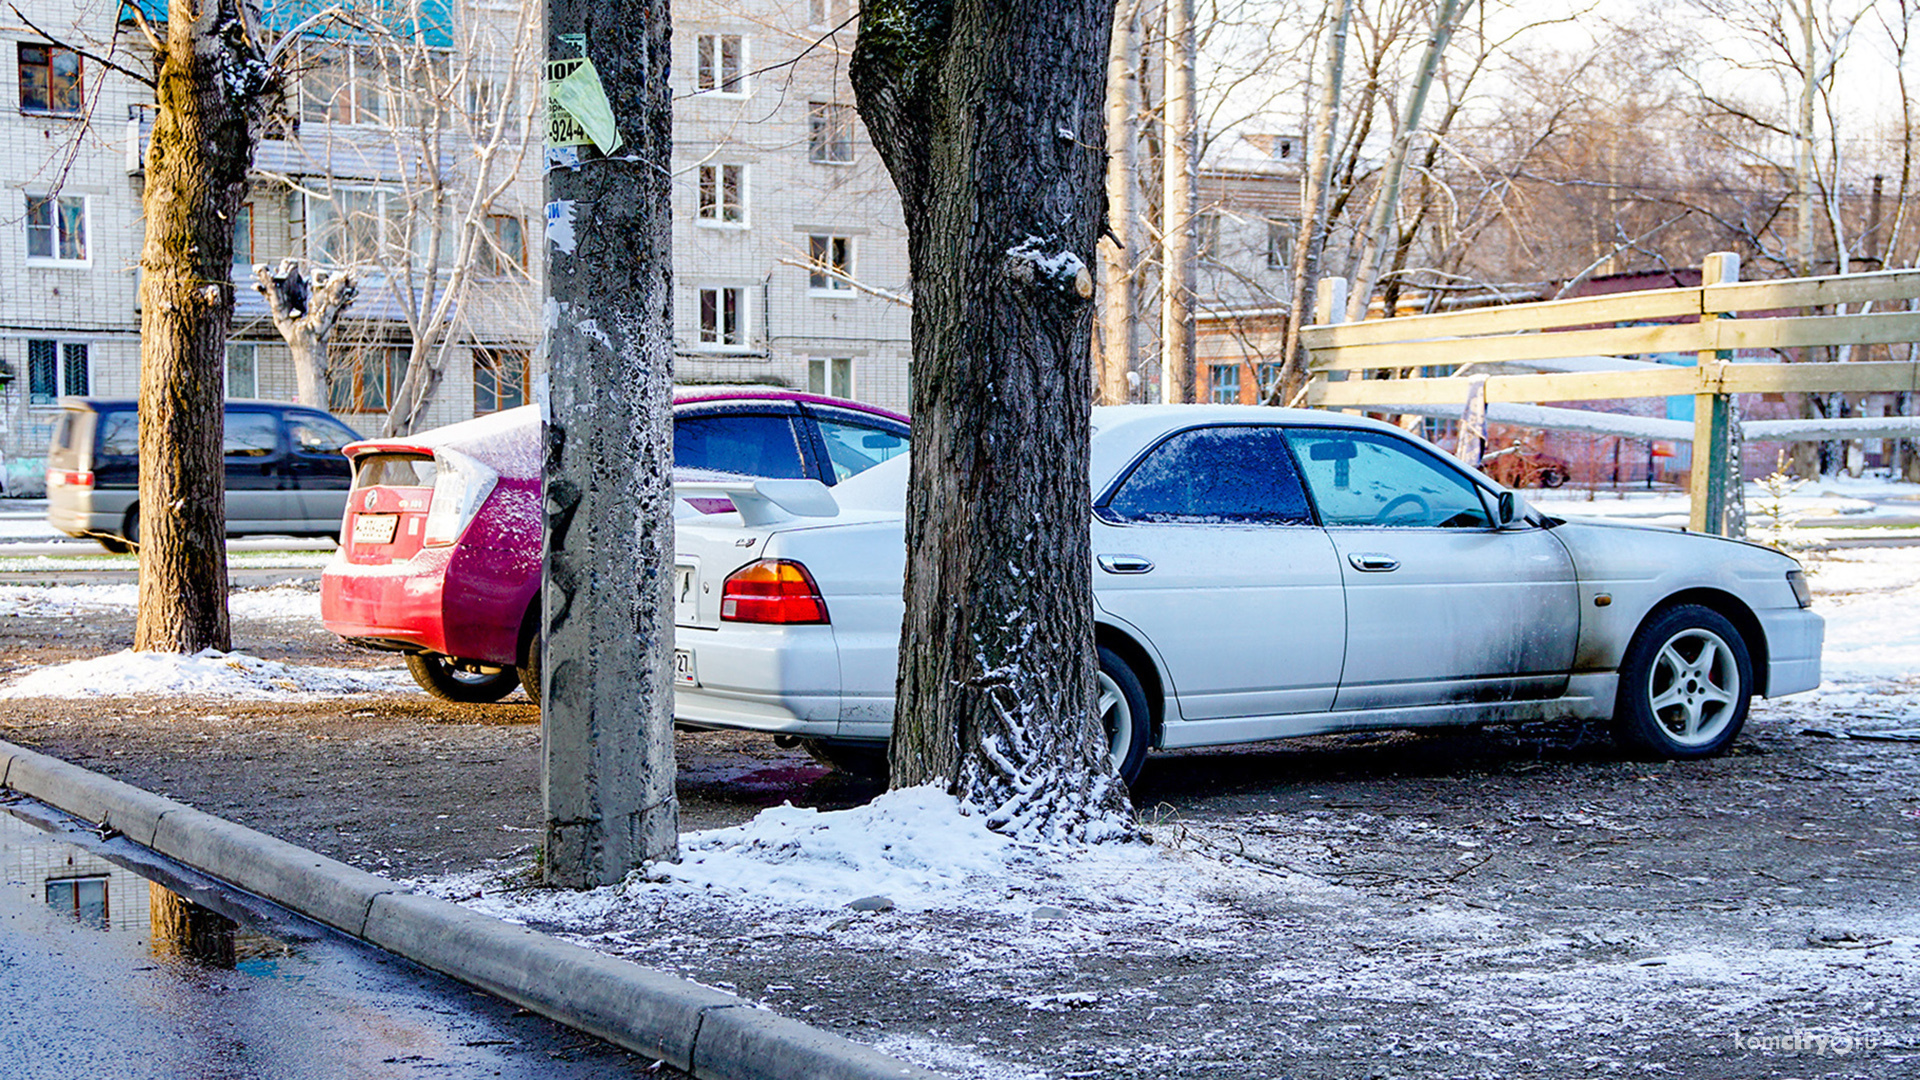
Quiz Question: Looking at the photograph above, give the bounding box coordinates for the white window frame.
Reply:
[808,357,854,399]
[227,342,258,399]
[808,0,847,28]
[27,338,89,406]
[696,163,749,227]
[807,102,855,164]
[694,33,747,96]
[807,234,854,295]
[696,286,750,350]
[25,192,89,266]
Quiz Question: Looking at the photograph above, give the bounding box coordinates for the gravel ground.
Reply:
[2,597,1916,1079]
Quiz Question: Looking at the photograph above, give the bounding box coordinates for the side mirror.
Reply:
[1497,490,1517,526]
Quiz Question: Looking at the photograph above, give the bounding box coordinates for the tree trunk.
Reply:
[542,0,680,886]
[134,1,278,654]
[1098,1,1142,406]
[1347,0,1472,322]
[1159,0,1196,404]
[853,0,1134,840]
[1275,0,1354,405]
[254,261,357,408]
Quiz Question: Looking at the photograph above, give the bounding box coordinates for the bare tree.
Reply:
[253,260,357,407]
[851,0,1135,840]
[279,0,541,435]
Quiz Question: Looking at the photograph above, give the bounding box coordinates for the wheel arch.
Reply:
[1096,622,1167,745]
[1632,588,1770,695]
[516,591,542,668]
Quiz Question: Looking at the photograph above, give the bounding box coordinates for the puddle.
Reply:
[0,797,677,1078]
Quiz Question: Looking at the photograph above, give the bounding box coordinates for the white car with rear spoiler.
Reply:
[669,405,1822,786]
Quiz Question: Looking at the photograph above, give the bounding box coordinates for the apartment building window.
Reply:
[697,164,746,225]
[227,343,258,399]
[305,188,437,267]
[695,34,745,94]
[46,877,108,929]
[1209,363,1240,404]
[28,340,88,405]
[26,193,87,264]
[478,214,526,275]
[473,348,529,414]
[809,357,853,398]
[331,344,409,412]
[1266,218,1295,269]
[232,202,254,266]
[808,235,853,293]
[698,287,747,348]
[1196,212,1223,263]
[19,43,81,114]
[808,102,854,163]
[809,0,848,27]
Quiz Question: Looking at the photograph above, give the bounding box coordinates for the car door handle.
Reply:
[1348,553,1399,572]
[1098,554,1154,575]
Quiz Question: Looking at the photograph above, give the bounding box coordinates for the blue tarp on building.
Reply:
[119,0,453,50]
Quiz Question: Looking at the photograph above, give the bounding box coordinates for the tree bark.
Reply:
[1159,0,1197,404]
[134,1,278,654]
[542,0,681,886]
[853,0,1134,841]
[1098,1,1142,407]
[1275,0,1354,405]
[254,261,357,407]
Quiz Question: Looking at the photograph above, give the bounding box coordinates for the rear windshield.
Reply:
[354,452,438,489]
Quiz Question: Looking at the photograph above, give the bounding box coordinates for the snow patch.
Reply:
[0,650,413,700]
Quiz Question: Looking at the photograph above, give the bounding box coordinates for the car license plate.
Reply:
[674,648,697,687]
[353,513,399,544]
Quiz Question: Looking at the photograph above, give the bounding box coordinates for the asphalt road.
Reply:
[0,803,676,1080]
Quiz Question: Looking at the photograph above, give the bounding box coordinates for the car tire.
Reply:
[122,506,140,550]
[801,738,890,781]
[1613,604,1753,759]
[518,633,540,703]
[96,535,133,554]
[1099,645,1152,786]
[406,653,522,704]
[1539,469,1567,488]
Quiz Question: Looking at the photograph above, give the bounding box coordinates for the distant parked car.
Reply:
[45,397,362,552]
[320,390,910,703]
[1481,443,1571,488]
[670,405,1823,784]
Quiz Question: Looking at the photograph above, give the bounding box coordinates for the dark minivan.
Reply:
[45,397,364,552]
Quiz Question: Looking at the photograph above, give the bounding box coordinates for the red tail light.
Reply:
[721,560,829,624]
[49,470,92,489]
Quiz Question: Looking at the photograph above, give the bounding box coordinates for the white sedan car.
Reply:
[671,406,1823,784]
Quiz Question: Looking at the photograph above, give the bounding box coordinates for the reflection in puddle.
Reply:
[2,810,294,971]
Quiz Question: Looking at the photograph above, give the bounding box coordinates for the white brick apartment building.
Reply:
[0,0,913,491]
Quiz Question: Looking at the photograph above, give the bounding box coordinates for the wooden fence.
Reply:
[1300,253,1920,535]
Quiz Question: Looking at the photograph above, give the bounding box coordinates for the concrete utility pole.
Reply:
[542,0,680,887]
[1160,0,1196,404]
[1099,3,1141,406]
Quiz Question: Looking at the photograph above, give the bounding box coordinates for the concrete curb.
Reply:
[0,738,941,1080]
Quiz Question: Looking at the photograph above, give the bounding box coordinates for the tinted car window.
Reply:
[1284,427,1491,528]
[816,418,908,482]
[291,414,362,455]
[1104,426,1314,525]
[354,452,437,489]
[96,410,139,458]
[674,414,810,479]
[224,412,282,458]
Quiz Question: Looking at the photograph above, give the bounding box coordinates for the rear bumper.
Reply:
[321,549,455,657]
[672,623,844,735]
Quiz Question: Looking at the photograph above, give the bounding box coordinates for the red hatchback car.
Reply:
[320,391,910,702]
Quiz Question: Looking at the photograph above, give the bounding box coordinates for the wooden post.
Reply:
[1690,252,1740,535]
